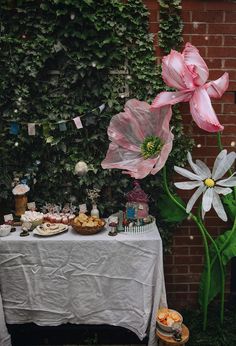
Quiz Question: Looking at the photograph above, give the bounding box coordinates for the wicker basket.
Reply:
[71,219,106,235]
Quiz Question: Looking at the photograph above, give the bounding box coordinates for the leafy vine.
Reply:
[0,0,191,249]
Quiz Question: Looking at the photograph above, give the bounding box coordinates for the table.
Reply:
[0,225,167,346]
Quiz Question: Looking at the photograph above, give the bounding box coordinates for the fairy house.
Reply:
[125,181,149,220]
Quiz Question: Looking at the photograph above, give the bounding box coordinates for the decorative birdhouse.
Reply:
[125,181,149,220]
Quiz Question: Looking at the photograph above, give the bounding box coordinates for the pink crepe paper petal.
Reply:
[205,72,229,99]
[151,90,192,109]
[101,99,174,178]
[151,133,174,175]
[150,105,173,141]
[162,50,195,90]
[190,87,224,132]
[101,143,158,179]
[182,42,209,86]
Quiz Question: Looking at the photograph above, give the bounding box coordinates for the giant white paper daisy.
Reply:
[174,150,236,221]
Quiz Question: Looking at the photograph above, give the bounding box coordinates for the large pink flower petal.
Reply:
[151,133,174,175]
[190,87,224,132]
[182,42,209,86]
[150,105,173,141]
[151,90,192,109]
[101,143,158,179]
[205,73,229,99]
[108,99,173,151]
[162,50,195,90]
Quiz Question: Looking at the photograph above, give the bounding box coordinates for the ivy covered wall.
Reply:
[0,0,192,246]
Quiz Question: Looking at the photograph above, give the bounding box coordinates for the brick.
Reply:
[208,23,236,34]
[172,246,189,255]
[166,283,189,292]
[148,22,159,33]
[164,265,189,274]
[223,124,236,133]
[206,135,236,147]
[167,292,198,308]
[224,35,236,46]
[208,46,236,57]
[164,255,173,265]
[192,11,223,23]
[206,1,236,11]
[225,12,236,23]
[205,58,223,69]
[189,284,200,291]
[190,265,203,273]
[149,9,158,23]
[174,236,203,246]
[182,0,206,11]
[183,23,207,35]
[190,34,222,46]
[214,91,234,103]
[192,146,222,157]
[181,11,191,22]
[229,81,236,91]
[174,274,190,284]
[224,59,236,68]
[224,104,236,114]
[165,274,174,284]
[189,246,204,256]
[174,255,203,265]
[143,0,159,11]
[209,69,229,81]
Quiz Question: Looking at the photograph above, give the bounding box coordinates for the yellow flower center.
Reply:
[204,178,215,188]
[146,141,154,150]
[140,136,163,159]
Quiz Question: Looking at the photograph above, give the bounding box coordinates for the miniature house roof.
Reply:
[126,181,149,203]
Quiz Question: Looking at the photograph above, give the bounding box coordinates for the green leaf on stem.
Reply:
[157,193,188,223]
[199,228,236,306]
[222,193,236,222]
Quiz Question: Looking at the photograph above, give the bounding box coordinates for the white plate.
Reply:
[33,223,69,237]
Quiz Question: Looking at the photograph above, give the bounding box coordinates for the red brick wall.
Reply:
[144,0,236,308]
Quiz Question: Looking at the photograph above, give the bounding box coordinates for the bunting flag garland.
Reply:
[28,123,36,136]
[1,103,106,136]
[10,122,20,135]
[73,116,83,129]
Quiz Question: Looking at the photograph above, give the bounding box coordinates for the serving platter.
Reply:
[33,223,69,237]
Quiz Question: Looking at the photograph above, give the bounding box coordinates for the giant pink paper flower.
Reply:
[151,43,229,132]
[101,99,173,179]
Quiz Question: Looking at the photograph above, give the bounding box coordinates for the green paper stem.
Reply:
[162,166,211,330]
[197,207,225,325]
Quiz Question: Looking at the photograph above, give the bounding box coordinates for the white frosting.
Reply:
[21,211,44,222]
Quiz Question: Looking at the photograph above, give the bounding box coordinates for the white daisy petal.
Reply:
[186,185,206,213]
[212,190,228,222]
[202,188,213,212]
[217,172,236,187]
[175,181,203,190]
[212,151,236,180]
[212,149,227,178]
[195,159,211,178]
[187,152,208,179]
[214,186,232,195]
[201,208,206,220]
[174,166,202,181]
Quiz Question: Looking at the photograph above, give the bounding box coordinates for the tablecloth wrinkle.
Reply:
[0,226,167,346]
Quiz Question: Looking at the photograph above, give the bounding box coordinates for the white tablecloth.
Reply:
[0,225,166,346]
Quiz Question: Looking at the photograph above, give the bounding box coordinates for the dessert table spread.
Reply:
[0,224,167,346]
